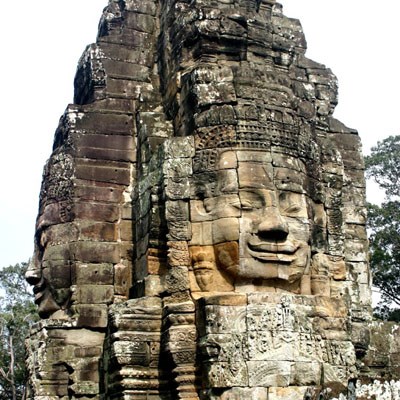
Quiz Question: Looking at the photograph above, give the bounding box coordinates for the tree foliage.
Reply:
[365,135,400,198]
[365,135,400,321]
[0,262,38,400]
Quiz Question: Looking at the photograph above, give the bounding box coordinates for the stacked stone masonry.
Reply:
[25,0,399,399]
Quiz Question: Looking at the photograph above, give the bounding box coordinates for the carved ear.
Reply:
[203,198,213,214]
[190,200,213,222]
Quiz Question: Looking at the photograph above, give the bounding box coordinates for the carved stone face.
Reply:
[25,204,73,319]
[25,256,70,319]
[191,149,314,293]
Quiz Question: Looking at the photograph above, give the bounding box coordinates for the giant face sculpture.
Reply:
[186,142,355,395]
[25,259,70,319]
[24,150,77,319]
[25,204,73,319]
[189,146,324,295]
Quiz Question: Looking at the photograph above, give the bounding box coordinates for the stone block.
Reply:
[111,340,150,366]
[77,146,136,162]
[69,380,99,396]
[212,218,240,244]
[344,239,368,262]
[78,221,117,241]
[199,293,247,307]
[147,251,167,275]
[121,204,132,220]
[114,263,132,296]
[194,81,237,108]
[137,233,150,258]
[41,260,72,289]
[74,202,119,223]
[203,306,247,334]
[347,261,370,284]
[35,383,69,397]
[78,133,135,151]
[274,168,308,194]
[71,285,114,304]
[190,171,217,197]
[321,364,349,386]
[167,241,190,267]
[344,223,367,240]
[120,220,133,242]
[190,200,213,222]
[36,203,70,231]
[164,158,192,178]
[134,254,148,281]
[290,361,321,386]
[167,220,191,241]
[162,136,195,159]
[73,368,100,383]
[46,345,76,362]
[268,386,308,400]
[248,361,291,387]
[72,304,108,328]
[124,0,157,16]
[74,180,124,203]
[82,97,135,113]
[102,59,151,80]
[75,111,133,134]
[40,223,79,247]
[106,78,154,99]
[74,346,104,358]
[343,169,366,189]
[163,325,197,353]
[47,328,105,347]
[42,243,71,262]
[125,12,155,33]
[144,275,163,296]
[70,241,120,263]
[204,361,248,388]
[75,160,131,185]
[190,222,213,246]
[165,177,191,200]
[166,200,189,222]
[216,169,238,194]
[163,266,190,293]
[119,241,134,262]
[203,195,241,219]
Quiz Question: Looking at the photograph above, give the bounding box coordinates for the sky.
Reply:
[0,0,399,268]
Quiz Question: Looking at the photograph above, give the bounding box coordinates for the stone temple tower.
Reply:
[25,1,399,399]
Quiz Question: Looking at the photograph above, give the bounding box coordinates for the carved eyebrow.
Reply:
[282,203,303,213]
[279,193,307,215]
[239,189,274,207]
[238,166,274,189]
[239,181,275,190]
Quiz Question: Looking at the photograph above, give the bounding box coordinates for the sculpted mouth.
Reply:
[33,280,46,303]
[247,239,299,263]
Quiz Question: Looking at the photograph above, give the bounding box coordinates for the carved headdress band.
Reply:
[194,120,320,172]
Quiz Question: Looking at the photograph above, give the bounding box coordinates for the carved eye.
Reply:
[284,204,302,214]
[240,200,254,210]
[230,200,242,210]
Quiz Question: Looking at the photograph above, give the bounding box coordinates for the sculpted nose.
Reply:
[25,262,42,285]
[257,208,289,241]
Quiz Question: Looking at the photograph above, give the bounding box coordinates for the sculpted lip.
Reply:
[247,238,299,263]
[33,279,46,303]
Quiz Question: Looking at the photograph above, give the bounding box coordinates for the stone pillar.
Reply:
[26,321,105,398]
